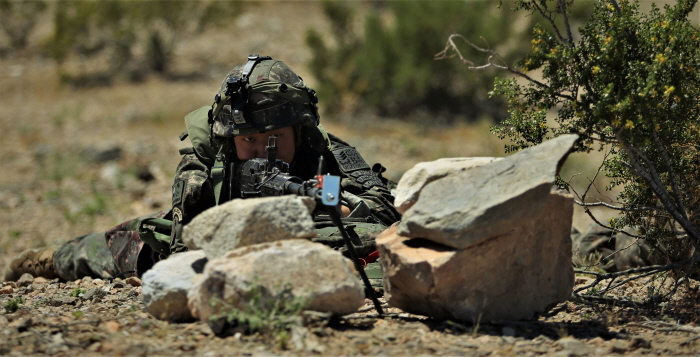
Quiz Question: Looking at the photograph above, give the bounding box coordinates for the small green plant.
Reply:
[209,283,309,337]
[69,288,87,297]
[584,284,604,296]
[4,296,26,313]
[72,310,85,319]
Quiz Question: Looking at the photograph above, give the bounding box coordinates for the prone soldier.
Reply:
[3,55,400,282]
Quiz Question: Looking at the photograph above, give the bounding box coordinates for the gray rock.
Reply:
[378,191,574,322]
[17,273,34,287]
[142,250,207,322]
[397,134,578,250]
[183,196,317,259]
[377,136,578,322]
[394,157,502,214]
[188,239,364,323]
[48,297,78,306]
[82,287,107,301]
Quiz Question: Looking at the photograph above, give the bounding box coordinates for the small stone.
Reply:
[17,273,34,287]
[125,277,142,287]
[0,286,13,295]
[112,281,126,289]
[628,336,651,350]
[33,277,48,284]
[607,340,628,354]
[104,321,121,333]
[92,279,106,285]
[82,287,107,301]
[502,327,516,337]
[47,297,78,306]
[555,337,591,356]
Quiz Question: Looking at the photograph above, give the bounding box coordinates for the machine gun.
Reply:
[228,136,383,315]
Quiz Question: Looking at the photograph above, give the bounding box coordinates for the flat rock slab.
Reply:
[394,157,502,214]
[397,134,578,250]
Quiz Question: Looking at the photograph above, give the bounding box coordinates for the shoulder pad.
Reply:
[331,146,370,174]
[184,106,216,167]
[178,147,195,155]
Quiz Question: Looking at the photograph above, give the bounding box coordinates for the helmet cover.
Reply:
[210,57,319,137]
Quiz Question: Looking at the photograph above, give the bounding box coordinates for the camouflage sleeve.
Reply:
[340,176,401,226]
[171,150,216,225]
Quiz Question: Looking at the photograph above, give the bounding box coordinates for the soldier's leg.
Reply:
[51,210,170,281]
[571,223,617,271]
[614,227,654,271]
[54,232,119,281]
[104,210,170,278]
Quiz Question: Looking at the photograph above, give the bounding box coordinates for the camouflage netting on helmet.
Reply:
[211,59,319,138]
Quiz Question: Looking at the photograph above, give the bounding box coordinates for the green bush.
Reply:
[45,1,243,86]
[306,1,530,122]
[4,296,25,313]
[0,0,47,51]
[483,0,700,270]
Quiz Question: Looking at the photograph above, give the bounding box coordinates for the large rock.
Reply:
[182,196,317,259]
[378,190,574,322]
[378,135,579,322]
[188,239,364,323]
[394,157,502,214]
[398,134,578,250]
[141,250,207,322]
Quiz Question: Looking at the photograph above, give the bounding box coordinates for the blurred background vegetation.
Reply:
[2,0,693,263]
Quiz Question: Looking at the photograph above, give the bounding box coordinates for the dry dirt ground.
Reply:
[1,275,700,356]
[2,2,700,356]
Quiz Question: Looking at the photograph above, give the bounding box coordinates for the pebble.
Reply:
[0,286,13,295]
[17,273,34,287]
[125,277,142,287]
[555,337,592,356]
[92,279,107,286]
[502,326,516,336]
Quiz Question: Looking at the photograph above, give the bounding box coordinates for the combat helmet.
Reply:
[208,55,320,138]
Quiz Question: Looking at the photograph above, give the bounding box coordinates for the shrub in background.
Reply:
[488,0,700,270]
[44,1,243,86]
[0,0,47,52]
[305,1,529,123]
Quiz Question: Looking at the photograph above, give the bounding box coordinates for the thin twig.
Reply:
[435,34,575,101]
[627,321,700,334]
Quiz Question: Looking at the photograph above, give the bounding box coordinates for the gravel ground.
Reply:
[2,274,700,356]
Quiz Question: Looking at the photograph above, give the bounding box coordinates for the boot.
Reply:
[3,247,59,282]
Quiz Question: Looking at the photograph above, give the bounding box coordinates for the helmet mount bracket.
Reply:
[225,54,272,134]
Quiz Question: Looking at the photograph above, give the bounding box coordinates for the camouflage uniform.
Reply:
[51,57,400,281]
[571,224,655,272]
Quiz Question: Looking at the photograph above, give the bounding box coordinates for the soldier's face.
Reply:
[234,126,296,163]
